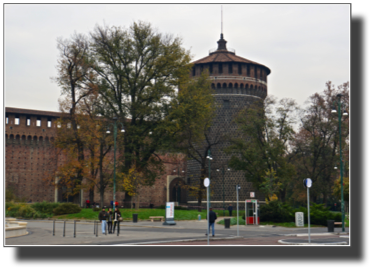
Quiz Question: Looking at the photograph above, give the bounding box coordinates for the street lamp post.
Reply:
[236,184,241,237]
[206,149,213,207]
[331,94,348,232]
[106,117,125,210]
[217,166,230,216]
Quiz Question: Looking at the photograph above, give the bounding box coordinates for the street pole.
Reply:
[208,149,211,207]
[207,185,210,245]
[337,96,345,233]
[236,184,240,237]
[307,186,311,243]
[113,120,117,211]
[106,117,125,211]
[222,168,225,216]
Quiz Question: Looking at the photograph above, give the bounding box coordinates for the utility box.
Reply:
[295,212,304,227]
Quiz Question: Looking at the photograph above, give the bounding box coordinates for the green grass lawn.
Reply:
[55,208,214,221]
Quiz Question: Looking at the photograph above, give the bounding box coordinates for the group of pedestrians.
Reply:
[98,207,122,234]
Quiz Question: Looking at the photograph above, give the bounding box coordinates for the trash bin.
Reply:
[327,220,335,232]
[133,214,138,223]
[224,218,231,229]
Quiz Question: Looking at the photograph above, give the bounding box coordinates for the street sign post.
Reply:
[204,178,210,245]
[303,178,312,243]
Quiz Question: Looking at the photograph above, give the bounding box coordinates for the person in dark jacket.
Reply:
[107,207,113,234]
[112,207,122,233]
[228,204,233,216]
[98,207,109,234]
[206,208,217,237]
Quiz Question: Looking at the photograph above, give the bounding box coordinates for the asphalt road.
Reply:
[5,219,349,246]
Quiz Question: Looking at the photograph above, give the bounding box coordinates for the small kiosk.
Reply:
[245,199,259,225]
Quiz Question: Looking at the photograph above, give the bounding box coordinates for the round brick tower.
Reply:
[186,33,271,209]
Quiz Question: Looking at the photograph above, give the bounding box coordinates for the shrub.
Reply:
[92,207,101,212]
[259,201,294,223]
[53,203,81,215]
[18,205,37,218]
[31,201,59,215]
[297,203,342,226]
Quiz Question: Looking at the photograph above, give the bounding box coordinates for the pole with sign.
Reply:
[163,202,176,225]
[204,178,210,245]
[303,178,312,243]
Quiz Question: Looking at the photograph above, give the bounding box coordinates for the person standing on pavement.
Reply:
[206,208,217,237]
[112,207,122,233]
[228,204,233,216]
[107,207,113,234]
[98,207,108,234]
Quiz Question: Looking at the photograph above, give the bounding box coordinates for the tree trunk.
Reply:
[136,195,140,210]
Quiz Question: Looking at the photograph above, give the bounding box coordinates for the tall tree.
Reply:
[88,21,208,189]
[290,81,349,205]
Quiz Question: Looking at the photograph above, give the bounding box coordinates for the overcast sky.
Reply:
[4,3,350,112]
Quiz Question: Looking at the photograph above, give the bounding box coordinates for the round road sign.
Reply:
[204,178,210,187]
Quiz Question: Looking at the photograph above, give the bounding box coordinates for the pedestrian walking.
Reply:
[98,207,108,234]
[107,207,113,234]
[86,199,90,208]
[206,208,217,237]
[112,207,122,233]
[228,204,233,216]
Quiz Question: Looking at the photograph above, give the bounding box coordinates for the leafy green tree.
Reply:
[226,96,298,201]
[290,81,349,205]
[87,21,212,193]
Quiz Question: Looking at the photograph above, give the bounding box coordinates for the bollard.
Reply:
[224,218,231,229]
[53,220,55,236]
[94,220,96,234]
[74,220,76,238]
[117,221,120,236]
[133,214,138,223]
[96,221,98,237]
[198,214,201,221]
[63,221,66,237]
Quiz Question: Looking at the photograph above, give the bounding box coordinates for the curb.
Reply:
[278,239,348,245]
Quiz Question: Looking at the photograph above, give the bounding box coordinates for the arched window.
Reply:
[10,134,14,140]
[217,83,221,88]
[50,137,55,142]
[228,83,233,88]
[22,135,26,141]
[234,83,238,88]
[45,136,49,142]
[16,135,20,141]
[245,84,249,89]
[211,83,215,89]
[240,83,244,88]
[218,63,223,74]
[255,85,258,90]
[223,83,227,88]
[27,135,32,142]
[39,136,43,142]
[33,136,38,141]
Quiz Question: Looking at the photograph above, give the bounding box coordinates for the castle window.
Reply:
[240,83,244,88]
[238,64,242,75]
[218,63,223,74]
[6,116,8,124]
[36,117,41,127]
[228,83,233,88]
[15,116,20,125]
[26,117,31,126]
[47,118,52,128]
[223,99,230,109]
[209,64,213,74]
[234,83,238,88]
[211,83,215,89]
[217,83,221,88]
[67,123,71,129]
[245,84,249,89]
[247,65,250,76]
[223,83,227,88]
[228,63,233,74]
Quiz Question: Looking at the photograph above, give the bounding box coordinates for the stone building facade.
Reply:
[5,107,185,207]
[186,33,271,209]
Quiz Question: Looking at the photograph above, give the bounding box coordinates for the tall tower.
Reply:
[186,32,271,208]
